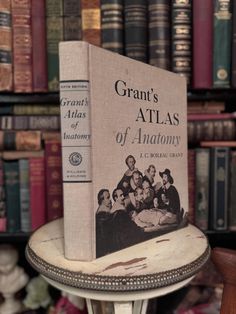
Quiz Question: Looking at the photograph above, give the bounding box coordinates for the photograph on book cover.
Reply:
[60,41,189,260]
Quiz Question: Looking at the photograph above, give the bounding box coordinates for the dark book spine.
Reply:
[171,0,192,85]
[4,160,21,232]
[81,0,101,46]
[101,0,124,54]
[0,0,13,91]
[124,0,148,62]
[46,0,63,91]
[187,149,195,225]
[213,0,232,88]
[210,147,230,230]
[148,0,171,70]
[229,150,236,230]
[63,0,82,40]
[0,158,6,232]
[45,141,63,221]
[32,0,47,92]
[1,130,42,151]
[231,0,236,87]
[11,0,32,92]
[19,159,31,232]
[193,0,213,89]
[195,148,210,231]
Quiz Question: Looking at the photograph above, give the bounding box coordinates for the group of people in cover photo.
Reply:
[96,155,188,257]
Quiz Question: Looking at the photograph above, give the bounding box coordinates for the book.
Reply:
[13,104,60,115]
[201,140,236,147]
[11,0,32,92]
[192,0,213,89]
[0,159,6,232]
[0,130,42,151]
[2,150,44,160]
[3,159,21,232]
[101,0,124,54]
[29,157,46,230]
[46,0,63,91]
[229,150,236,230]
[171,0,192,85]
[63,0,82,41]
[31,0,48,92]
[195,148,210,231]
[0,115,60,130]
[231,0,236,87]
[148,0,171,70]
[213,0,232,88]
[59,41,188,261]
[19,159,31,232]
[44,140,63,222]
[187,149,195,225]
[81,0,101,46]
[210,147,230,231]
[187,101,225,114]
[0,0,13,91]
[124,0,148,62]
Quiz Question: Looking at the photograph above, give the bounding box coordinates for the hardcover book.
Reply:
[59,41,188,261]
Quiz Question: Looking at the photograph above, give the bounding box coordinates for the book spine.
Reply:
[213,0,232,88]
[13,104,60,115]
[171,0,192,85]
[46,0,63,91]
[101,0,124,54]
[81,0,101,46]
[124,0,147,62]
[0,158,6,232]
[63,0,82,40]
[59,41,93,260]
[231,0,236,87]
[193,0,213,89]
[195,148,210,231]
[44,141,63,221]
[3,160,21,232]
[31,0,47,92]
[229,150,236,230]
[29,157,46,230]
[19,159,31,232]
[187,149,195,225]
[0,0,13,91]
[210,147,230,230]
[148,0,171,70]
[11,0,32,92]
[1,130,41,151]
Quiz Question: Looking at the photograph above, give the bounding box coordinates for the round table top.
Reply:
[26,219,210,292]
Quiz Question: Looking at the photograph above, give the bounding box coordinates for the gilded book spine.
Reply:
[59,42,93,260]
[124,0,148,62]
[101,0,124,54]
[0,0,13,91]
[172,0,192,85]
[148,0,171,70]
[213,0,232,88]
[11,0,32,92]
[81,0,101,46]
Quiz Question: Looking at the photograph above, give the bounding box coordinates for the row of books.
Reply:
[0,140,63,233]
[188,146,236,233]
[1,0,236,93]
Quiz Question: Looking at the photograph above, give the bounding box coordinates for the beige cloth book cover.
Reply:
[59,41,188,261]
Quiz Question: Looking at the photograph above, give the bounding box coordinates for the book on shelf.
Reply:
[63,0,82,41]
[13,104,60,116]
[0,159,6,232]
[0,0,13,92]
[59,41,188,261]
[210,146,230,231]
[19,158,31,233]
[187,101,225,114]
[229,149,236,231]
[187,149,195,225]
[231,0,236,87]
[200,141,236,147]
[0,130,42,151]
[101,0,124,54]
[213,0,232,88]
[0,115,60,130]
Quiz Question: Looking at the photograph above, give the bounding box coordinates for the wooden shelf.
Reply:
[188,88,236,101]
[0,232,30,242]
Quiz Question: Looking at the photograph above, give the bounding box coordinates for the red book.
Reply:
[11,0,32,92]
[44,140,63,222]
[188,112,236,121]
[31,0,47,92]
[29,157,46,230]
[193,0,213,89]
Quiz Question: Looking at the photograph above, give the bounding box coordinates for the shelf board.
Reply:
[0,232,30,242]
[0,92,59,104]
[188,88,236,101]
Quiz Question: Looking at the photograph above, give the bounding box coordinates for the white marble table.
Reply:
[26,219,210,313]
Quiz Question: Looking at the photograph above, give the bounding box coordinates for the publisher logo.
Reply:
[69,152,82,166]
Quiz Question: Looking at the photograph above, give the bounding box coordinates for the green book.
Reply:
[46,0,64,91]
[213,0,232,88]
[4,160,21,233]
[19,159,31,233]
